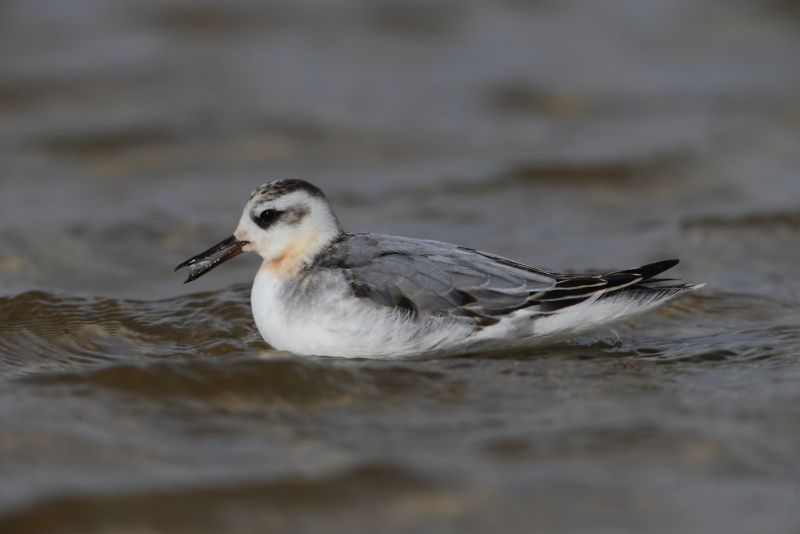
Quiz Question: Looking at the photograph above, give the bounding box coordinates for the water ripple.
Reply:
[0,286,265,377]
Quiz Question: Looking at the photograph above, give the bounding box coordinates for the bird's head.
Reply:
[176,179,342,282]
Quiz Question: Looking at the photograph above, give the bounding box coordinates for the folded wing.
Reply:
[314,233,685,328]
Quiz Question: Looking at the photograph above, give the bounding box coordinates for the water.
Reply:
[1,0,799,532]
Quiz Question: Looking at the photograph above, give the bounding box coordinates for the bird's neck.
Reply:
[260,226,342,278]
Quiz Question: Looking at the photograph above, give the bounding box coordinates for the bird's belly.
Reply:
[250,269,473,358]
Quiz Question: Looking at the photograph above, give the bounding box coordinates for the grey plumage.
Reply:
[312,233,552,326]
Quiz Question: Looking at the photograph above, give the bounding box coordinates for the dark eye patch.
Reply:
[253,208,284,229]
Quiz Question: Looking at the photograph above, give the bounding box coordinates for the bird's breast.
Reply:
[250,266,355,355]
[250,266,295,351]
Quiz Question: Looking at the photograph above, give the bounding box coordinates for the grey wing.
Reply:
[316,234,556,326]
[314,234,689,327]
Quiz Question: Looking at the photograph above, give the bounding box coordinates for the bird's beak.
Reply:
[175,235,248,283]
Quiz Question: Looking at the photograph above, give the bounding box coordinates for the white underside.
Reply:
[251,266,699,359]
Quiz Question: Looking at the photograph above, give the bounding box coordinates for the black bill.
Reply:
[175,235,248,283]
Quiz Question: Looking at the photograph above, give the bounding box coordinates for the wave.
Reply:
[0,286,264,377]
[0,463,439,534]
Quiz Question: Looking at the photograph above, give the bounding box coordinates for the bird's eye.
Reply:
[253,209,283,229]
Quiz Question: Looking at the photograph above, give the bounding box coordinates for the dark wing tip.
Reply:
[631,259,680,281]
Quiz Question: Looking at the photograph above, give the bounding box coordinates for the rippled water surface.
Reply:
[1,1,800,532]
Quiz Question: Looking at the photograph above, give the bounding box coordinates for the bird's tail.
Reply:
[534,259,698,312]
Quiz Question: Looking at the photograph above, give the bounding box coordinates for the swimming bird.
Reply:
[176,179,700,358]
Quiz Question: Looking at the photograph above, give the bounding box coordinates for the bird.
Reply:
[176,179,701,358]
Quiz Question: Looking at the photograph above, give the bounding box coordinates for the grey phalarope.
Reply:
[176,179,702,358]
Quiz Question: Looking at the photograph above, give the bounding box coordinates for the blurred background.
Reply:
[1,0,799,533]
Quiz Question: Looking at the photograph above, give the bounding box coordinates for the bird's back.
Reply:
[311,232,556,327]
